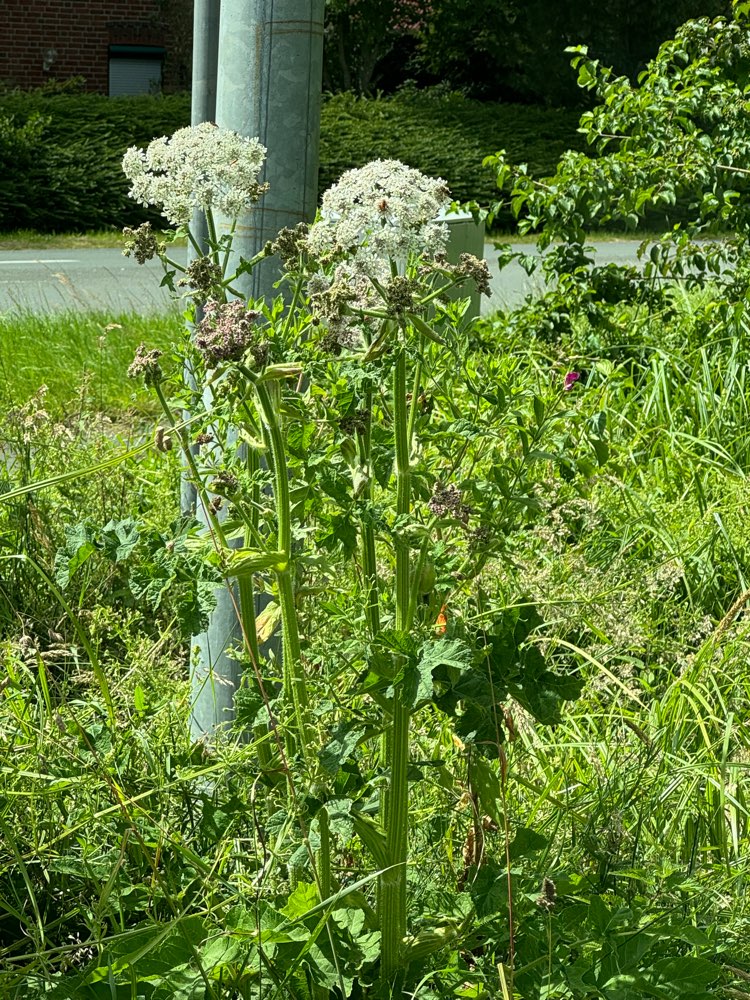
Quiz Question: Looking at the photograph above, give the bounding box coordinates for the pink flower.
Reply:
[563,371,580,391]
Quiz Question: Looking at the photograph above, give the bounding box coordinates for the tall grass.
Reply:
[0,311,182,414]
[5,287,750,995]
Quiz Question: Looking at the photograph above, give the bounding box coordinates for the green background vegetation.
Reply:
[0,88,582,233]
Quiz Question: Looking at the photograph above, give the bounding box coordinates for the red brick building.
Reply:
[1,1,193,94]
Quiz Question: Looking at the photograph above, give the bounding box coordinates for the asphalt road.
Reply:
[0,242,646,315]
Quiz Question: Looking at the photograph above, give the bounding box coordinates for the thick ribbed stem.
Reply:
[380,347,411,980]
[357,383,380,637]
[239,445,261,669]
[254,380,313,765]
[318,806,331,902]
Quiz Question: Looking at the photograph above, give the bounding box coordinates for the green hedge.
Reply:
[319,89,583,206]
[0,92,190,232]
[0,88,583,233]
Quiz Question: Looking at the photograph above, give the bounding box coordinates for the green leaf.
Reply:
[508,826,548,860]
[470,756,503,827]
[319,725,364,775]
[281,882,320,920]
[101,517,141,562]
[467,860,508,919]
[649,956,719,995]
[350,812,388,870]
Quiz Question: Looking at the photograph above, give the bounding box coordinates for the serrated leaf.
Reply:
[319,724,364,775]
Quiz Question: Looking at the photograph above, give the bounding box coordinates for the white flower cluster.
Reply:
[306,159,451,269]
[122,122,267,227]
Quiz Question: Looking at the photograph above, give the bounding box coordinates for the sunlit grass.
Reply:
[0,310,183,415]
[0,229,186,250]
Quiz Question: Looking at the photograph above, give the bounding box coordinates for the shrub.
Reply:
[0,92,191,232]
[0,87,583,232]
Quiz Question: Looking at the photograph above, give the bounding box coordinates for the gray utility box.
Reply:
[440,209,486,320]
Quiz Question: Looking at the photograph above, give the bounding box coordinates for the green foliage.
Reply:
[0,92,190,232]
[319,89,583,210]
[0,310,180,412]
[487,6,750,242]
[0,87,582,232]
[9,8,750,994]
[416,0,729,104]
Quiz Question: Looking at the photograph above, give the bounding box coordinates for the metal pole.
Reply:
[188,0,242,742]
[182,0,220,518]
[215,0,324,302]
[189,0,324,740]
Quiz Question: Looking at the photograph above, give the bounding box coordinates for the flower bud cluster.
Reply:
[122,123,268,227]
[306,264,380,348]
[179,256,223,297]
[384,275,418,316]
[195,299,266,368]
[265,222,310,270]
[428,482,471,523]
[122,222,164,265]
[128,344,163,386]
[455,253,492,296]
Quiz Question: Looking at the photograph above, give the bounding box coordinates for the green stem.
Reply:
[221,218,237,277]
[162,254,188,273]
[239,446,262,669]
[318,806,331,902]
[281,273,304,341]
[407,537,430,629]
[356,383,380,637]
[406,334,425,454]
[186,227,204,260]
[205,208,221,269]
[394,350,411,633]
[152,381,228,549]
[253,379,313,765]
[380,347,412,981]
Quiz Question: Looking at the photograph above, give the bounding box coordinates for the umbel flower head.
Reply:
[122,122,268,227]
[306,159,451,267]
[304,160,451,347]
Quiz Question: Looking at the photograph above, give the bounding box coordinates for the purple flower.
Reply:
[563,371,580,391]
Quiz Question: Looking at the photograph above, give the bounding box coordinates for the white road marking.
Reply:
[0,259,79,265]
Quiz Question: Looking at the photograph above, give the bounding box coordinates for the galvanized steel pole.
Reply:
[215,0,324,302]
[189,0,324,740]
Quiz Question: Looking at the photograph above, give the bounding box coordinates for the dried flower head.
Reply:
[195,299,262,367]
[128,344,163,385]
[9,386,51,444]
[536,877,557,912]
[122,222,164,264]
[428,481,471,523]
[122,122,268,227]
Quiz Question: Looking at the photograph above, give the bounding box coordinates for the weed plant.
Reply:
[6,13,750,994]
[4,278,750,997]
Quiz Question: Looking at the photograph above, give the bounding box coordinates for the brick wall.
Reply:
[0,0,193,93]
